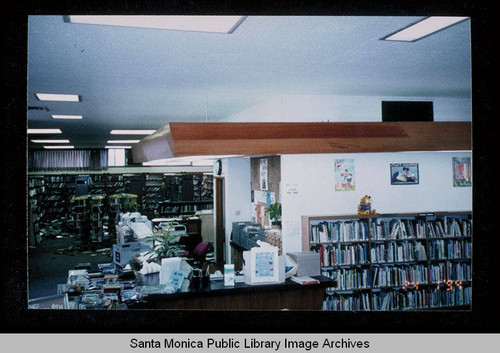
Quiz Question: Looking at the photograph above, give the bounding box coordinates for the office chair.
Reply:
[177,232,203,257]
[191,242,214,268]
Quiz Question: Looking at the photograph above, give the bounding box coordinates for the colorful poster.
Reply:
[334,159,355,191]
[390,163,419,185]
[453,157,472,187]
[260,158,268,190]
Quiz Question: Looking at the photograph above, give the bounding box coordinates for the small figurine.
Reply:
[358,195,376,215]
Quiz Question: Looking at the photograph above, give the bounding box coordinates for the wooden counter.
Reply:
[128,275,335,310]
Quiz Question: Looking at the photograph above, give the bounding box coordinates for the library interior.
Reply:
[26,15,474,312]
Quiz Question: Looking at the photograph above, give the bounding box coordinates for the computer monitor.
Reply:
[243,244,280,285]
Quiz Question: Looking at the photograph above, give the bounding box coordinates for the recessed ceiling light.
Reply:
[105,145,132,149]
[65,15,246,34]
[43,145,75,149]
[382,16,469,42]
[31,139,70,143]
[51,115,84,120]
[110,129,156,135]
[35,93,80,102]
[27,128,62,134]
[106,140,140,144]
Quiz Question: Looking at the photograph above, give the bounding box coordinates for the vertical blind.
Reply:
[28,149,108,171]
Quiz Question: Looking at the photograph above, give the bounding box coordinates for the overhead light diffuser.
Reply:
[43,145,74,149]
[107,140,140,144]
[35,93,80,102]
[31,139,70,143]
[65,15,246,34]
[383,16,469,42]
[110,129,156,135]
[105,145,132,149]
[51,115,84,120]
[27,128,62,134]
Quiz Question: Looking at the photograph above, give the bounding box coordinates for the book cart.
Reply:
[301,212,472,311]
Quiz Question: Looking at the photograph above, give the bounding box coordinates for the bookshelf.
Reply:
[28,172,214,243]
[28,176,45,245]
[142,173,166,218]
[302,212,472,311]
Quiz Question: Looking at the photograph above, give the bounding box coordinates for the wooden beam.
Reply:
[132,122,471,163]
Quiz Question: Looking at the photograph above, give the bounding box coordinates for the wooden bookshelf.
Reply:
[302,211,472,311]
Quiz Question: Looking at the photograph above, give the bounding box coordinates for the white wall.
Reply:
[222,94,472,122]
[280,151,472,254]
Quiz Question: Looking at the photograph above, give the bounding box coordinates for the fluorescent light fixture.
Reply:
[31,139,70,143]
[35,93,80,102]
[51,114,83,120]
[43,145,74,149]
[106,140,140,144]
[105,145,132,149]
[65,15,246,34]
[27,128,62,134]
[383,16,469,42]
[110,129,156,135]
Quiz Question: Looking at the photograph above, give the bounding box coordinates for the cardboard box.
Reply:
[287,251,320,277]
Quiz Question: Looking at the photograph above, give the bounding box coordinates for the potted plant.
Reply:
[153,226,184,260]
[266,202,282,229]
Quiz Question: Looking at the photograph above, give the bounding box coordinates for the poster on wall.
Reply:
[390,163,419,185]
[334,159,355,191]
[452,157,472,187]
[260,158,268,190]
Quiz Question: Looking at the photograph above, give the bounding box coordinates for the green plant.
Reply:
[153,226,183,259]
[265,202,282,224]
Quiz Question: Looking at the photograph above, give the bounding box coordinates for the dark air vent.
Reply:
[382,101,433,122]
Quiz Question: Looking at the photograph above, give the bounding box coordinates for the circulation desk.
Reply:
[128,275,335,310]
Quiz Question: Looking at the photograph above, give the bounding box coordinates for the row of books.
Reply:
[370,241,427,263]
[429,285,472,308]
[372,288,429,311]
[371,219,426,240]
[323,292,371,311]
[429,239,471,260]
[322,261,469,292]
[427,218,472,238]
[323,288,433,311]
[372,264,428,288]
[311,217,471,243]
[322,285,472,311]
[45,182,72,189]
[324,268,372,290]
[430,262,472,282]
[310,220,369,243]
[317,243,370,266]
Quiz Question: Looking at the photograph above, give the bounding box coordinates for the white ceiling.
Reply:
[27,15,471,149]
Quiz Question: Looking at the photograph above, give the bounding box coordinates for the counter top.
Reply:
[128,275,335,310]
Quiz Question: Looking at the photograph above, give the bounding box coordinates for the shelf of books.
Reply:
[302,212,472,311]
[142,173,165,218]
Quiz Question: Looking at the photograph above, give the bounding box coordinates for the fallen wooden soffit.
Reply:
[132,122,471,163]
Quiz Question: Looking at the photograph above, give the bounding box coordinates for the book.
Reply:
[290,276,320,285]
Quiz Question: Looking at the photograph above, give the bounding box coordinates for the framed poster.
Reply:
[390,163,419,185]
[334,159,355,191]
[453,157,472,187]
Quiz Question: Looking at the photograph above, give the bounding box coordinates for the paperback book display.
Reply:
[305,212,472,311]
